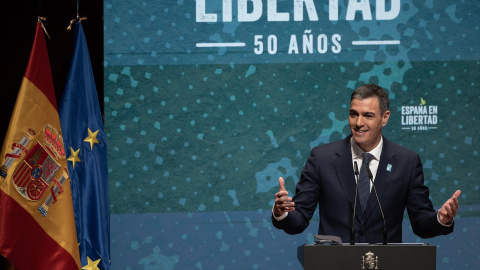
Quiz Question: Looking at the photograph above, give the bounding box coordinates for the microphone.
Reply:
[350,161,360,245]
[366,165,387,245]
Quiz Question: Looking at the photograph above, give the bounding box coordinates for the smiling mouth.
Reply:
[354,129,368,134]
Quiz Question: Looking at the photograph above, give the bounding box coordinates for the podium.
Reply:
[298,244,436,270]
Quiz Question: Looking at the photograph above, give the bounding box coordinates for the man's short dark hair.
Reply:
[351,84,390,114]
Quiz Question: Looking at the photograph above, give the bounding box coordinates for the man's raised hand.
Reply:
[273,177,295,217]
[438,190,461,224]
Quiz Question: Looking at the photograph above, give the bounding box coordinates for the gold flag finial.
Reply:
[67,16,88,31]
[37,16,51,39]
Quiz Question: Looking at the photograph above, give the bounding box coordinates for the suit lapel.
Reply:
[334,136,363,222]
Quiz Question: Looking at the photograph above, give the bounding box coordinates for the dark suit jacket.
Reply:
[272,135,453,243]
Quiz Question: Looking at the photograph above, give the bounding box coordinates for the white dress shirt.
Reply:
[351,136,383,190]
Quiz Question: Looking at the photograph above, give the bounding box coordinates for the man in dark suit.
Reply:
[272,84,461,244]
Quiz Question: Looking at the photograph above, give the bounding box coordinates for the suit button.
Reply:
[360,231,364,236]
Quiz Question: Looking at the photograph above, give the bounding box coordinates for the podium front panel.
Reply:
[302,244,435,270]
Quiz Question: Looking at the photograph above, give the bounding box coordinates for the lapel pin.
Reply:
[386,164,392,172]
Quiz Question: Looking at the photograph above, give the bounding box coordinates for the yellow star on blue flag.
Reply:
[82,256,101,270]
[84,128,99,150]
[67,147,81,168]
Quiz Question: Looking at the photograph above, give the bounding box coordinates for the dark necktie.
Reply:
[358,152,373,213]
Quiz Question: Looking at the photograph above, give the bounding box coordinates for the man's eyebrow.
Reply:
[349,110,376,116]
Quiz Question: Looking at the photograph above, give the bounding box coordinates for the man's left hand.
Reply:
[438,190,461,224]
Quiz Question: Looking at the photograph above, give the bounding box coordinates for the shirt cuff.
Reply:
[272,205,288,221]
[437,212,454,227]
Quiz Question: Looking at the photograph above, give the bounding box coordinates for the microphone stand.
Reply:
[367,165,387,245]
[350,161,359,245]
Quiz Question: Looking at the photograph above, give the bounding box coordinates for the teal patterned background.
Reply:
[104,1,479,269]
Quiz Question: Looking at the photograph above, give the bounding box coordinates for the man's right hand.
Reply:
[273,177,295,217]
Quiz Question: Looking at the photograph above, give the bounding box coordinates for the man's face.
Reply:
[349,97,390,152]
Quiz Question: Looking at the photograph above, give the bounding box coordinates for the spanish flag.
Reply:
[0,21,81,269]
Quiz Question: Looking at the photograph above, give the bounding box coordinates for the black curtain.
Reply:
[0,0,103,145]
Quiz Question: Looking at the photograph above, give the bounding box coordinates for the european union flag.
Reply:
[59,22,110,270]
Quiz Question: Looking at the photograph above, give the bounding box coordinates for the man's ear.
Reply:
[382,110,390,126]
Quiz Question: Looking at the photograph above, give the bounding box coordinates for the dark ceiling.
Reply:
[0,0,103,144]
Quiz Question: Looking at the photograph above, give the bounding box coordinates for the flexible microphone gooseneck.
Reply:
[350,161,360,245]
[366,165,387,245]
